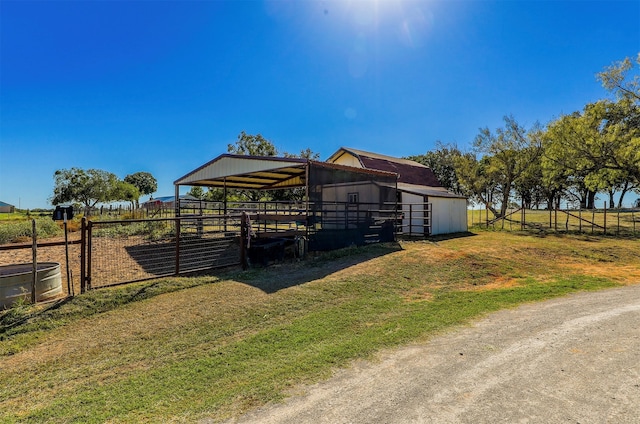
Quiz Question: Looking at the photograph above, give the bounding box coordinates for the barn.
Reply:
[174,150,467,244]
[0,201,15,214]
[326,147,468,236]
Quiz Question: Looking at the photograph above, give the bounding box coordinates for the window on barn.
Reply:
[348,192,359,204]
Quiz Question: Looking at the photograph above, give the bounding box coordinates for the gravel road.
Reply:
[227,285,640,423]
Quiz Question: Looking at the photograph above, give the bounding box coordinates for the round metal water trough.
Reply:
[0,262,63,308]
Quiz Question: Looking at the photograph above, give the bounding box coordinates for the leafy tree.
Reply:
[187,186,205,200]
[228,131,278,156]
[542,100,640,208]
[467,116,538,217]
[51,168,121,216]
[225,131,279,202]
[454,153,503,215]
[124,172,157,206]
[113,181,140,209]
[598,53,640,103]
[406,142,467,196]
[284,148,320,161]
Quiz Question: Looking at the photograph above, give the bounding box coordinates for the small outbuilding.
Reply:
[0,201,15,214]
[327,147,468,236]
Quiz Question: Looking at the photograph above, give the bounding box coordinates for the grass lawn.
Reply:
[1,230,639,423]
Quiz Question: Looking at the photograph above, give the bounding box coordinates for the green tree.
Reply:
[406,142,467,196]
[124,172,157,206]
[284,148,320,161]
[467,116,538,217]
[51,168,121,216]
[542,100,640,208]
[598,53,640,103]
[454,153,501,215]
[113,181,140,209]
[187,186,205,200]
[228,131,278,156]
[226,131,280,202]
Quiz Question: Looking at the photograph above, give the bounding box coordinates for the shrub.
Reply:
[0,218,63,244]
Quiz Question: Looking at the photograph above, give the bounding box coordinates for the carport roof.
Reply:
[174,154,397,190]
[174,154,308,190]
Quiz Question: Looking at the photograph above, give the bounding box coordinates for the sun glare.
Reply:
[342,0,434,48]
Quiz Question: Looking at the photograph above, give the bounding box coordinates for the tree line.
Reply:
[408,53,640,218]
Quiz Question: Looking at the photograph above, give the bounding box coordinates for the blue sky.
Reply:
[1,0,639,209]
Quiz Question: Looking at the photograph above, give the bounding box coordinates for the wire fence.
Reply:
[469,206,640,236]
[85,215,242,289]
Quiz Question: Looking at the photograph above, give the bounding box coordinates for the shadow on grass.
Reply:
[219,241,404,294]
[423,231,478,242]
[123,236,240,276]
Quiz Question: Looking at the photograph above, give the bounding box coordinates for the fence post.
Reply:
[240,211,248,270]
[80,218,86,294]
[87,220,93,291]
[579,208,582,233]
[31,219,37,304]
[175,217,181,276]
[485,204,489,228]
[603,202,607,235]
[64,211,72,297]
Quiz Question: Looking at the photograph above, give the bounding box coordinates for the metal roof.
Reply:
[327,147,443,187]
[174,154,308,190]
[174,154,397,190]
[396,183,467,199]
[376,182,466,199]
[327,147,431,169]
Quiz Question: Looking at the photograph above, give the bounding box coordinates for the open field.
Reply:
[1,230,640,422]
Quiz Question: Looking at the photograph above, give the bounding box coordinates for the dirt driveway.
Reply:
[227,284,640,423]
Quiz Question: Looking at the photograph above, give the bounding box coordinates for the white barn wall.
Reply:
[430,197,468,235]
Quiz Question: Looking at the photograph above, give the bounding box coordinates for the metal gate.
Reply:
[80,215,242,291]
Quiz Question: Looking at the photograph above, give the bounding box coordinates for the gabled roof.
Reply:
[0,201,14,207]
[327,147,442,187]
